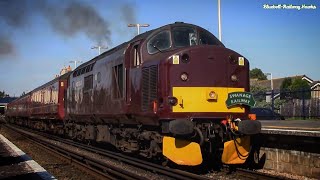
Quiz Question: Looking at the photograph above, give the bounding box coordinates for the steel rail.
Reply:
[5,125,288,180]
[5,125,148,180]
[6,125,210,180]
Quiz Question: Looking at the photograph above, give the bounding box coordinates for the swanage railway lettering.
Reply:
[226,92,256,108]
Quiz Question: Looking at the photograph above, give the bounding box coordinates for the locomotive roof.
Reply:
[74,22,208,70]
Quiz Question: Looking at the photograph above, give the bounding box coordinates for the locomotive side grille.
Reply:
[142,65,158,111]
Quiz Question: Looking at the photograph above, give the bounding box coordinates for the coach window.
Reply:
[173,27,197,47]
[147,31,171,54]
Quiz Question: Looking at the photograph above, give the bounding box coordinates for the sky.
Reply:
[0,0,319,96]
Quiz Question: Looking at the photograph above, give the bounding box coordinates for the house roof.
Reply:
[311,81,320,89]
[0,97,17,104]
[250,75,314,90]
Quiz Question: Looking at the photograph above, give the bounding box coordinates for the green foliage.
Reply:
[290,78,311,99]
[274,99,286,110]
[250,85,268,102]
[250,84,268,93]
[250,68,267,80]
[20,91,26,97]
[280,78,292,99]
[280,77,311,99]
[290,78,310,91]
[0,91,8,98]
[280,78,292,90]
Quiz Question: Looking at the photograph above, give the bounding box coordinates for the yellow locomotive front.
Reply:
[142,23,261,166]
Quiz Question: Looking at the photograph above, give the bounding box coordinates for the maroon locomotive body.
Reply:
[7,22,261,166]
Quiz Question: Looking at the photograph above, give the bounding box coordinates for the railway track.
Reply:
[5,124,211,180]
[236,168,288,180]
[4,124,287,180]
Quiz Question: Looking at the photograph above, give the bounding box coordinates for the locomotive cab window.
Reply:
[199,30,222,46]
[147,31,171,54]
[173,27,197,47]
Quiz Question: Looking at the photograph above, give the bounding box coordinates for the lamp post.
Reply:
[127,24,150,35]
[265,73,273,90]
[91,46,108,55]
[217,0,222,41]
[69,60,83,69]
[265,72,274,111]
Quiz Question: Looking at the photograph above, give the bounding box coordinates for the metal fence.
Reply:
[252,89,320,119]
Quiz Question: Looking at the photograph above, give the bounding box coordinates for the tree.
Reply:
[280,78,311,99]
[20,91,26,97]
[250,85,269,107]
[290,78,311,99]
[0,91,8,98]
[250,68,267,80]
[280,78,292,99]
[280,78,292,90]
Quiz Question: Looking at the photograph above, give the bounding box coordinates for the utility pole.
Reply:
[69,60,83,69]
[218,0,222,41]
[128,24,150,35]
[265,73,273,90]
[91,46,108,55]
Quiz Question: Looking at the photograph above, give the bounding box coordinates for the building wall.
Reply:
[311,86,320,99]
[260,147,320,178]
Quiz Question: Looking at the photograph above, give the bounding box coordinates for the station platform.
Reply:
[0,134,55,179]
[260,120,320,137]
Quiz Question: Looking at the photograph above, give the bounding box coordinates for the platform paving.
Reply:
[0,134,56,179]
[260,120,320,137]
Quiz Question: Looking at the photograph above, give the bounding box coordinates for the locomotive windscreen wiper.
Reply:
[151,41,162,53]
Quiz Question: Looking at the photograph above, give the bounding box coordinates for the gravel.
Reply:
[256,169,318,180]
[0,126,97,180]
[1,125,170,180]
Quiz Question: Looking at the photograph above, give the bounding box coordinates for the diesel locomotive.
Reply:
[6,22,261,166]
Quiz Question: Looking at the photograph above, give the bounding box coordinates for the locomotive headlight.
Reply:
[231,74,238,82]
[207,90,217,100]
[168,97,178,106]
[181,53,190,63]
[180,72,189,81]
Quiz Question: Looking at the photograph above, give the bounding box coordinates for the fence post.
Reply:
[302,89,306,120]
[271,89,274,112]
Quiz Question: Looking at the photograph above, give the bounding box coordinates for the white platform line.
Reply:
[262,128,320,134]
[0,134,56,179]
[25,160,47,173]
[0,134,25,156]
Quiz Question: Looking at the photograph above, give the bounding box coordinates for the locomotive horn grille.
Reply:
[142,65,158,111]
